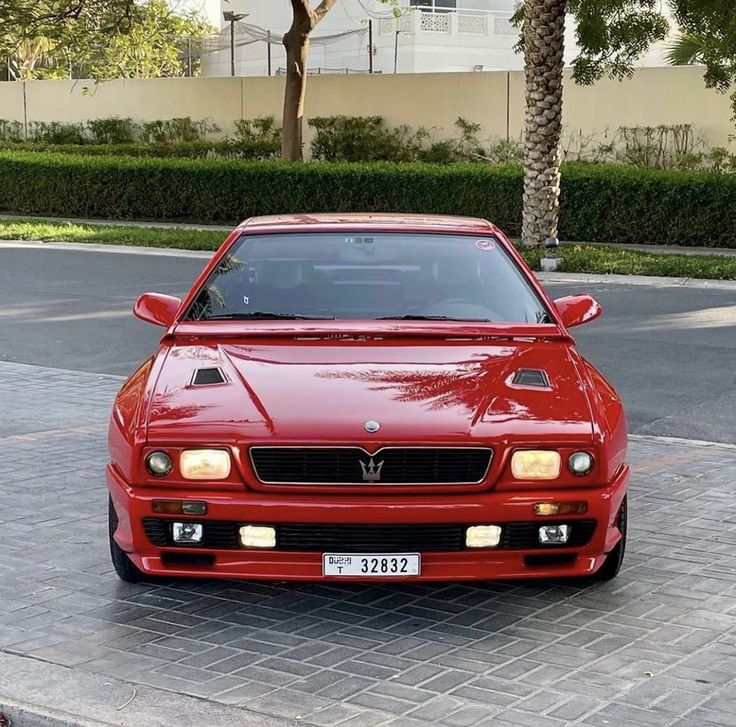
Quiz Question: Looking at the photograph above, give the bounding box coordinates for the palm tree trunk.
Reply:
[521,0,566,247]
[281,0,337,161]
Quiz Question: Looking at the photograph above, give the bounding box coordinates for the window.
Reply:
[187,232,550,325]
[410,0,457,11]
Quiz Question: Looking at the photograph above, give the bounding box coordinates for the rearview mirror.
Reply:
[553,294,602,329]
[134,292,182,327]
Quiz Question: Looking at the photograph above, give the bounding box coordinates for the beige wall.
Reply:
[1,65,733,151]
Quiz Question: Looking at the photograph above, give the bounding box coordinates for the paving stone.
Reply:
[2,361,736,727]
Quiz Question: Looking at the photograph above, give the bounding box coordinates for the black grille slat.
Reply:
[278,524,464,552]
[250,447,492,485]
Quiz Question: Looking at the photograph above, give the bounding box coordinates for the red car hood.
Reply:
[146,339,594,445]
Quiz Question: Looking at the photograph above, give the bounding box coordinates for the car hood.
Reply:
[145,339,594,444]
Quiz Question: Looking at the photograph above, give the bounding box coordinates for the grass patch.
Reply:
[521,244,736,280]
[0,218,226,250]
[1,218,735,281]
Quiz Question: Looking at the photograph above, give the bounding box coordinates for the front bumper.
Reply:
[107,464,628,581]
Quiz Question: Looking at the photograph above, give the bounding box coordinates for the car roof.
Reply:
[240,213,499,235]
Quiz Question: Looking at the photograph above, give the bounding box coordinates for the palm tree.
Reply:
[664,32,706,66]
[520,0,566,248]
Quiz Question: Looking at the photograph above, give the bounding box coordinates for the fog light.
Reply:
[534,502,587,516]
[240,525,276,548]
[172,522,203,544]
[538,524,570,545]
[465,525,502,548]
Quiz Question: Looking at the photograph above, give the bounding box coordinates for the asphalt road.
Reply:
[2,244,735,443]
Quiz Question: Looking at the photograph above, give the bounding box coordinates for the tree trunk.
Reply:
[521,0,566,247]
[281,0,336,161]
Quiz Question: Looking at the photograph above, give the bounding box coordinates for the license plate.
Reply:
[323,553,421,577]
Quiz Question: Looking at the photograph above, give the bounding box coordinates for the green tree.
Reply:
[83,0,213,79]
[0,0,212,80]
[670,2,736,117]
[281,0,400,161]
[518,0,668,246]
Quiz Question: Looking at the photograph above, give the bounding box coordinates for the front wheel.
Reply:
[590,495,627,582]
[108,497,144,583]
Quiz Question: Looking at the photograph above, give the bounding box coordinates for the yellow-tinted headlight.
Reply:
[180,449,231,480]
[511,450,561,480]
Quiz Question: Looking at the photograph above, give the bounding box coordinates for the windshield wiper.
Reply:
[201,312,336,321]
[377,315,491,322]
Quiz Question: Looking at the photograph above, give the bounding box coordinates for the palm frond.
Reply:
[664,33,706,66]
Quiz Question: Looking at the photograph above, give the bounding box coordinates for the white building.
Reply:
[197,1,678,78]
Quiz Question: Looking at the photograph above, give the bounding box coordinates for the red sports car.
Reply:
[108,213,627,583]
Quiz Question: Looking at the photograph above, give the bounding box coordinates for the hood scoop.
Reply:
[191,367,227,386]
[511,368,550,388]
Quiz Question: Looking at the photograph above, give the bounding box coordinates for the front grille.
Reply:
[249,447,493,485]
[278,524,464,552]
[143,519,596,551]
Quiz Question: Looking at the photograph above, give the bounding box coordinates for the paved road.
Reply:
[2,245,736,442]
[2,362,735,727]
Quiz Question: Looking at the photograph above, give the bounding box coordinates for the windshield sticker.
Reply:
[243,296,250,305]
[476,239,496,251]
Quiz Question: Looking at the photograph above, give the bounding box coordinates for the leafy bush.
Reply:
[87,117,137,145]
[309,116,428,163]
[0,151,734,247]
[0,120,23,143]
[28,121,86,145]
[234,116,281,145]
[139,117,220,144]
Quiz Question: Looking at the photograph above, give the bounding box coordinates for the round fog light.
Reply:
[146,451,173,477]
[568,451,593,476]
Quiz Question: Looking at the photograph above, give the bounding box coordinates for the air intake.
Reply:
[191,367,226,386]
[511,369,550,388]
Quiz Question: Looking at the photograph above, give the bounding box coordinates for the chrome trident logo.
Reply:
[360,457,384,482]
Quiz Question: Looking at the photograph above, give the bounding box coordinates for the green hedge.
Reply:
[0,140,279,160]
[0,150,734,246]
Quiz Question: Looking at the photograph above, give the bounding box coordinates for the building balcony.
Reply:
[379,7,516,44]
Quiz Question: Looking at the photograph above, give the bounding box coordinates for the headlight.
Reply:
[180,449,231,480]
[511,450,561,480]
[568,451,594,476]
[146,451,173,477]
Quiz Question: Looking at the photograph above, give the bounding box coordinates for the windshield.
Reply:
[186,232,550,323]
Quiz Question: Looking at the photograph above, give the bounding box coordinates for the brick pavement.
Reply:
[0,361,734,727]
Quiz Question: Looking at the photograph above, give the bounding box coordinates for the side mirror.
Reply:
[553,294,602,329]
[134,292,182,327]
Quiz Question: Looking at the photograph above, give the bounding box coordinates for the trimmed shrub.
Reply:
[0,151,734,246]
[0,140,280,160]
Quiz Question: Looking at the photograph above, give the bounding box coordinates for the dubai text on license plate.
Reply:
[323,553,421,577]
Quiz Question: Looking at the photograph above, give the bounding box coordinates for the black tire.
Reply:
[108,497,144,583]
[591,494,627,582]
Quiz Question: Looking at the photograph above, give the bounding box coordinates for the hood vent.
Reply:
[511,369,550,388]
[191,367,226,386]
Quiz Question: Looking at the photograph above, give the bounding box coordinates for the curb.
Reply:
[0,652,290,727]
[0,700,112,727]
